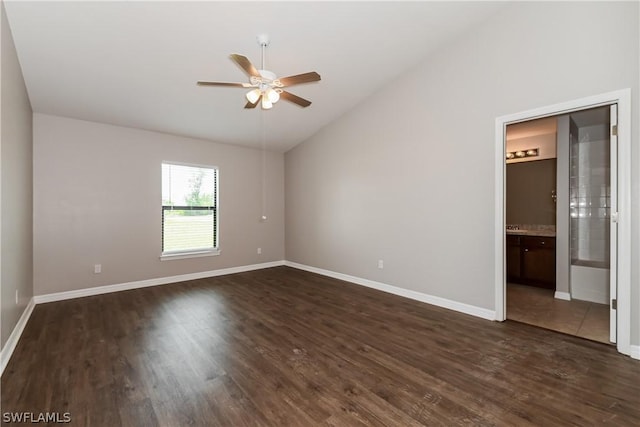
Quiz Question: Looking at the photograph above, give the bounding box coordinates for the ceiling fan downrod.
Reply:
[257,34,269,71]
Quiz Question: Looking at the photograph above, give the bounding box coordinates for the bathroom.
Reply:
[505,106,612,344]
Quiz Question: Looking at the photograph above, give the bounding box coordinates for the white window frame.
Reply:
[160,161,220,261]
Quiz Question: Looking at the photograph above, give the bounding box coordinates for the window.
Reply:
[161,162,218,258]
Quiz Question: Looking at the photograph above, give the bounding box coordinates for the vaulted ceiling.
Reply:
[5,1,506,151]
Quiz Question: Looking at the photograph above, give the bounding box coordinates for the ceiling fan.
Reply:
[197,35,321,110]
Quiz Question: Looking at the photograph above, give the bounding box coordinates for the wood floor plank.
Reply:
[2,266,639,426]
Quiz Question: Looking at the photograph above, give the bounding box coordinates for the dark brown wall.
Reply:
[506,159,556,225]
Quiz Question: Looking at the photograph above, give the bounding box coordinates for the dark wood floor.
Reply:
[2,267,639,426]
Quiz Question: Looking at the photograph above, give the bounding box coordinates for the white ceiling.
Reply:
[506,104,611,142]
[5,1,506,152]
[506,117,557,141]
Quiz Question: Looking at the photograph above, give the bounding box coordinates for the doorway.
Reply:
[494,89,631,357]
[504,107,612,344]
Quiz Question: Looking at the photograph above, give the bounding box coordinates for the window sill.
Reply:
[160,249,221,261]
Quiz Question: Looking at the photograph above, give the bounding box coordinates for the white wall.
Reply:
[33,114,284,295]
[285,2,639,343]
[1,1,33,348]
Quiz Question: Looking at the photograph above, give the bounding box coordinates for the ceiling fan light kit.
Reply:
[197,34,321,110]
[246,88,261,104]
[266,88,280,103]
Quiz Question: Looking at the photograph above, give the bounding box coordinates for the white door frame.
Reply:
[609,104,618,343]
[494,89,631,357]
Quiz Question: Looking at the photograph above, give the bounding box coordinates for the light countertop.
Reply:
[506,229,556,237]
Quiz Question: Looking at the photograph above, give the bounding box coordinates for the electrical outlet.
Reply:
[94,264,102,274]
[15,289,19,305]
[257,248,262,255]
[378,260,384,269]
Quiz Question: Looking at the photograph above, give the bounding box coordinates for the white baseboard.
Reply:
[284,261,496,321]
[34,260,285,304]
[554,291,571,301]
[2,261,284,375]
[7,260,634,374]
[1,297,35,376]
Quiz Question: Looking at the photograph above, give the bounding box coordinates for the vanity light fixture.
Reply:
[506,147,539,160]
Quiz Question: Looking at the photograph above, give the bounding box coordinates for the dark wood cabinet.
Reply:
[507,235,556,289]
[506,235,521,281]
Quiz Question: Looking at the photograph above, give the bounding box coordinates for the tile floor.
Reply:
[507,283,611,344]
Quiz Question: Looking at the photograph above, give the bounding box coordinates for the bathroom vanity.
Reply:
[506,231,556,289]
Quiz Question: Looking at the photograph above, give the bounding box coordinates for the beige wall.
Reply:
[285,2,640,343]
[33,114,284,295]
[1,2,33,348]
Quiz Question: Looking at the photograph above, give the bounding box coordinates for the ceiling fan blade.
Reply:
[197,81,254,88]
[244,95,260,109]
[280,91,312,108]
[278,72,321,87]
[230,54,260,78]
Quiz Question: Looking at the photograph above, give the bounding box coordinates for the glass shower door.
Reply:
[568,105,616,342]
